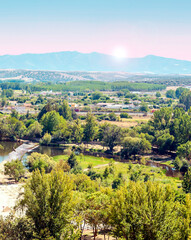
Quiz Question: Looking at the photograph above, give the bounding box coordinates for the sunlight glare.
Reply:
[112,47,127,59]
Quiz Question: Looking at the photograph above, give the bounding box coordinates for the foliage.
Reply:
[59,100,72,120]
[180,90,191,110]
[26,152,56,173]
[166,89,176,99]
[83,113,98,143]
[41,110,67,134]
[4,159,25,182]
[40,132,52,145]
[139,103,149,112]
[182,168,191,193]
[67,152,78,169]
[26,121,43,138]
[102,124,122,153]
[156,91,161,98]
[18,169,79,239]
[155,129,174,153]
[121,137,151,158]
[110,181,184,240]
[120,112,132,118]
[177,141,191,160]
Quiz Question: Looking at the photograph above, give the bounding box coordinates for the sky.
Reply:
[0,0,191,60]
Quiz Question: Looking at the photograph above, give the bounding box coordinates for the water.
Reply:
[0,141,183,178]
[26,145,66,157]
[146,161,183,178]
[0,141,22,163]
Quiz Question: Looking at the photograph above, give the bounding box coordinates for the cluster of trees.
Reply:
[2,163,191,240]
[0,80,166,94]
[0,100,152,158]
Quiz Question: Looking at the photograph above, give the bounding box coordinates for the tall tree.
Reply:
[59,100,72,120]
[41,110,66,134]
[110,181,183,240]
[83,113,98,143]
[18,169,79,239]
[102,124,122,153]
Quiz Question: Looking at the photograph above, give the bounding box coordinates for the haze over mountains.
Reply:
[0,51,190,74]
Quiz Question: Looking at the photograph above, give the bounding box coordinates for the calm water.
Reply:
[0,141,22,162]
[26,145,66,157]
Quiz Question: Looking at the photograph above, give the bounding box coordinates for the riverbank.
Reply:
[0,141,39,184]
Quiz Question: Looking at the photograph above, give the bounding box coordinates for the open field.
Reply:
[100,116,150,127]
[53,154,111,169]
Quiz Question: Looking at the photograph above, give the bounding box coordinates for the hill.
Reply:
[0,52,191,74]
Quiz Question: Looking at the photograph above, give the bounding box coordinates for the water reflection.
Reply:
[0,141,21,162]
[30,145,65,157]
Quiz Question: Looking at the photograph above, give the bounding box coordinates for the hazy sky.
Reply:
[1,0,191,60]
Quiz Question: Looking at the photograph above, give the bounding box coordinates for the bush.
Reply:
[120,113,132,119]
[4,159,25,182]
[67,152,78,169]
[40,132,51,145]
[26,152,56,173]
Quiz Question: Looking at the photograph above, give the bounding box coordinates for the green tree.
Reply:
[70,119,83,143]
[156,91,161,98]
[121,137,151,158]
[155,130,174,153]
[108,112,117,121]
[4,159,25,182]
[102,124,122,153]
[179,91,191,110]
[11,109,19,119]
[38,101,58,120]
[182,168,191,193]
[26,152,55,173]
[59,100,72,120]
[177,141,191,160]
[18,169,79,239]
[166,89,176,99]
[26,121,43,138]
[84,191,110,240]
[83,113,98,143]
[173,157,182,170]
[139,103,149,113]
[176,87,189,98]
[91,91,103,100]
[67,152,78,169]
[151,107,173,131]
[40,132,52,145]
[110,181,183,240]
[41,111,66,134]
[2,89,14,98]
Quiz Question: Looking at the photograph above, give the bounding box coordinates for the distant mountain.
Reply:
[0,51,191,74]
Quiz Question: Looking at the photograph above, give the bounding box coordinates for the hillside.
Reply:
[0,52,191,74]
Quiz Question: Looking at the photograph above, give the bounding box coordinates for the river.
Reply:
[0,141,183,178]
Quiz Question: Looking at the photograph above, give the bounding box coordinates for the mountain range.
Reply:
[0,51,191,74]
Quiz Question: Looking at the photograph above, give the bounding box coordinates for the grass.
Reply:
[94,162,182,189]
[53,154,182,190]
[53,154,111,169]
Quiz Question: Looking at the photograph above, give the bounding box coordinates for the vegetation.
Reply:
[2,80,191,239]
[4,159,25,182]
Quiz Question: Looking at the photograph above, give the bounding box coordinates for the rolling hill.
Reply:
[0,52,190,74]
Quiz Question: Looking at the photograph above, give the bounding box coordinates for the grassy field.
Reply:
[53,154,111,169]
[100,116,150,128]
[95,162,182,189]
[53,154,182,189]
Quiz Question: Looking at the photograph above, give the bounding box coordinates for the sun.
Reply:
[112,47,127,59]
